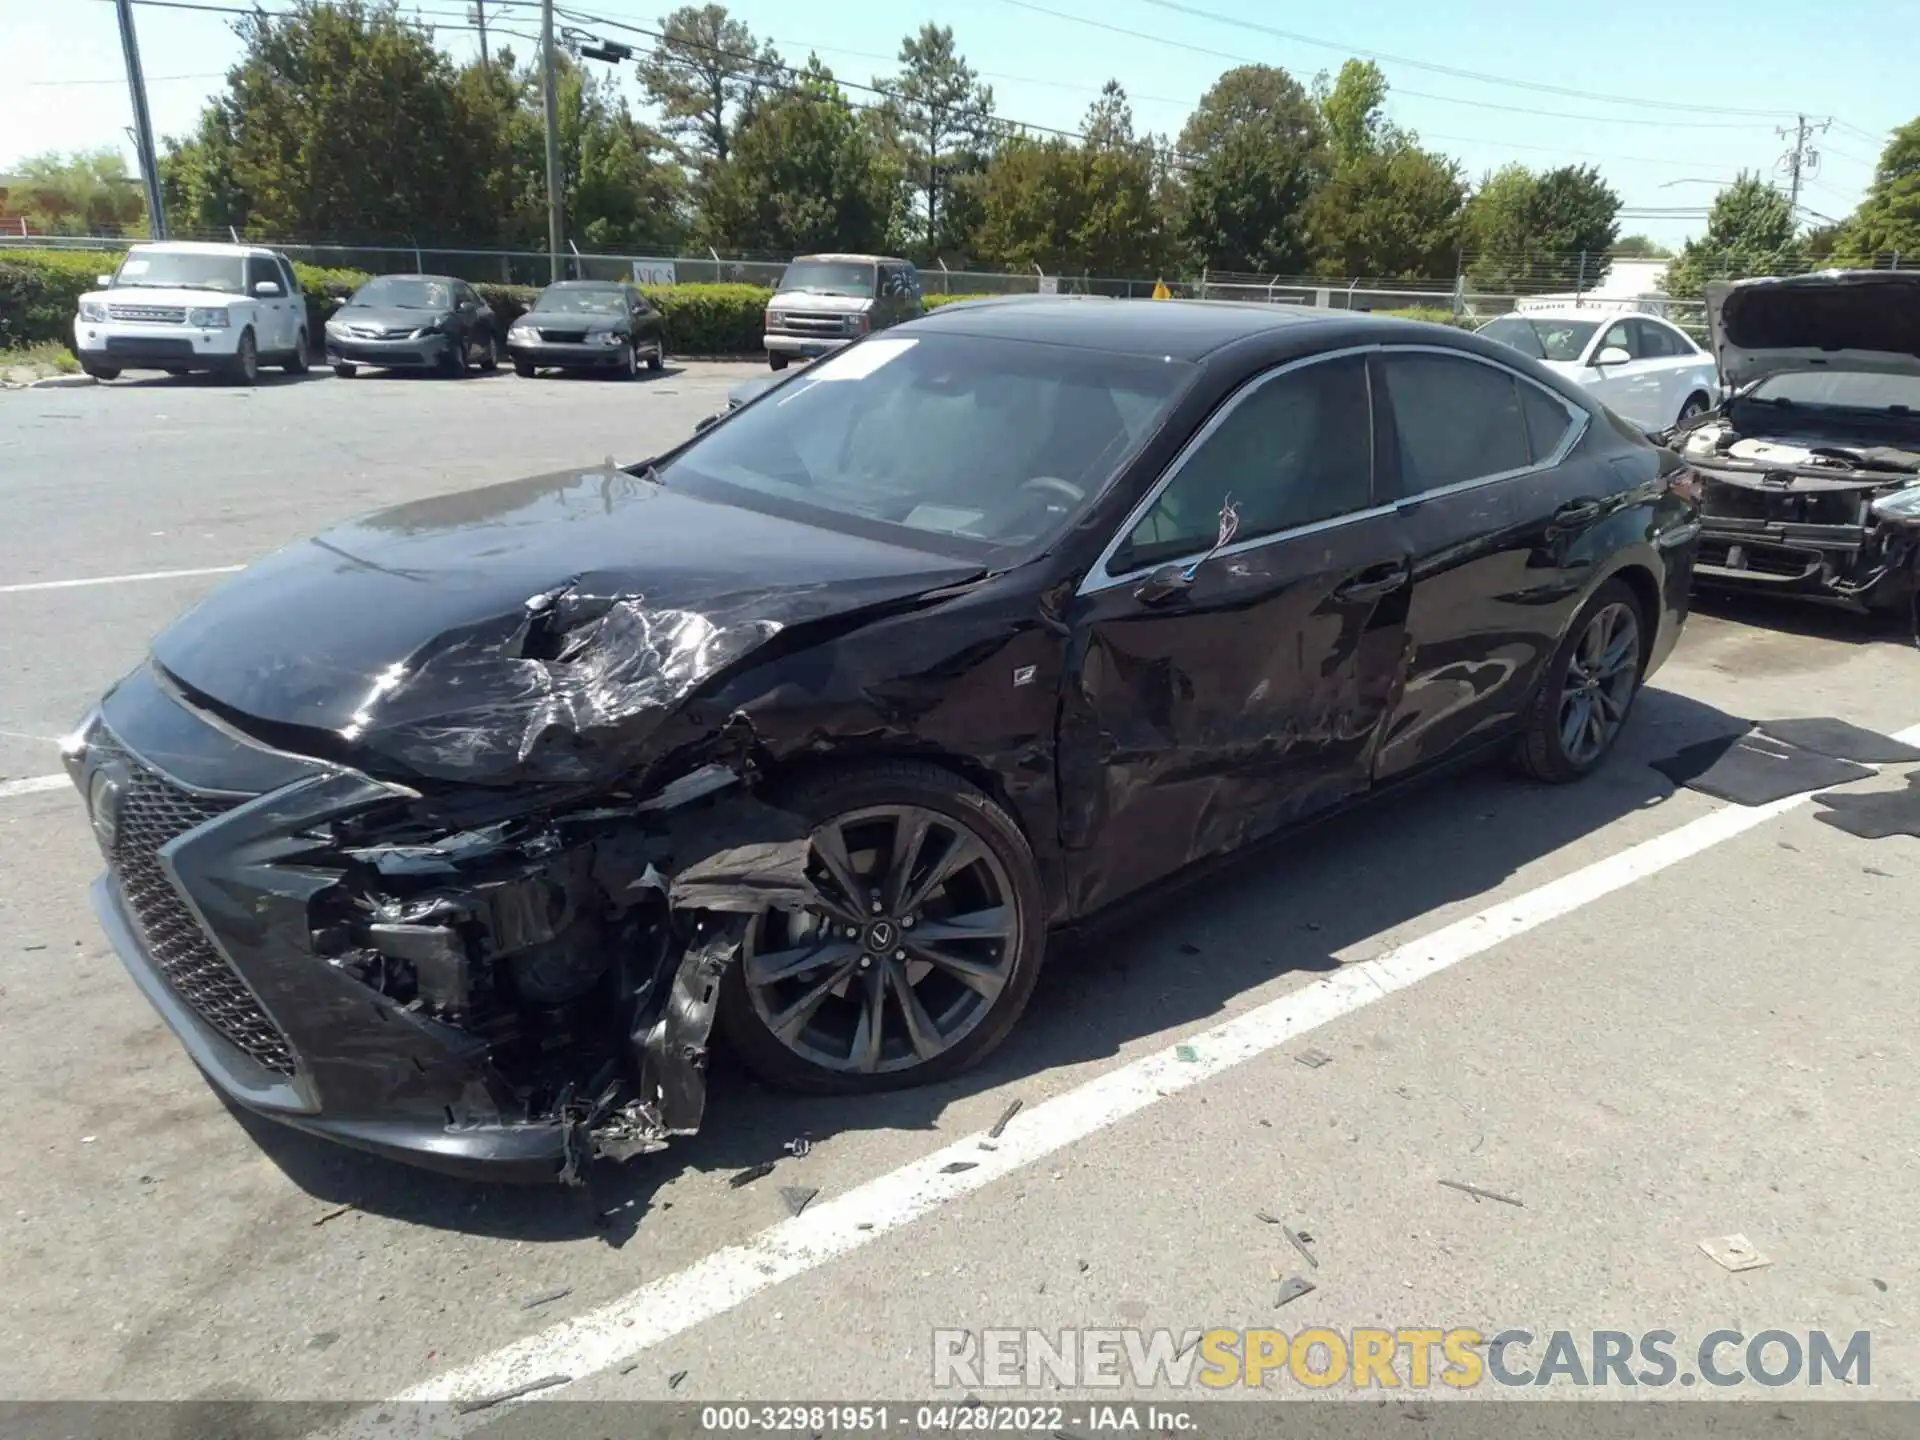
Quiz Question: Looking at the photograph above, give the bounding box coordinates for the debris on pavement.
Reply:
[454,1374,572,1413]
[1254,1210,1282,1226]
[307,1331,340,1350]
[22,944,46,952]
[729,1161,777,1188]
[1295,1048,1334,1069]
[1873,1278,1888,1292]
[1699,1234,1772,1272]
[1438,1178,1523,1207]
[779,1185,819,1217]
[988,1099,1024,1139]
[521,1286,573,1310]
[1078,1259,1090,1273]
[782,1137,812,1158]
[311,1203,355,1227]
[620,1363,638,1375]
[855,1222,874,1231]
[939,1161,978,1175]
[669,1370,689,1390]
[1284,1227,1320,1269]
[1275,1276,1315,1307]
[1175,1045,1199,1062]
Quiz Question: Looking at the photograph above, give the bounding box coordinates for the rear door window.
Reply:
[1382,352,1532,495]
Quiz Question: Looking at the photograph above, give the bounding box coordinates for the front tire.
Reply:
[478,332,498,372]
[513,358,536,378]
[224,328,259,386]
[645,344,664,373]
[717,761,1046,1095]
[81,363,121,380]
[768,352,789,372]
[283,330,310,374]
[332,362,357,378]
[1514,579,1647,783]
[612,342,637,380]
[1676,393,1710,427]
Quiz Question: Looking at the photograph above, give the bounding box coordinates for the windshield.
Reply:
[112,250,245,293]
[534,287,626,316]
[657,333,1193,559]
[1480,315,1600,363]
[348,276,453,310]
[778,260,877,299]
[1744,372,1920,414]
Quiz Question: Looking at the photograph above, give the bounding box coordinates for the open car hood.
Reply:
[148,465,981,787]
[1707,270,1920,391]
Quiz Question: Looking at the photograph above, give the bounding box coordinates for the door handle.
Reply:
[1332,560,1409,601]
[1553,499,1603,526]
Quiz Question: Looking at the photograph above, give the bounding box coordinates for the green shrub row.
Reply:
[1378,306,1476,328]
[0,249,773,357]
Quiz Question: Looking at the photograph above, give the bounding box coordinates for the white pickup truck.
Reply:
[72,241,310,384]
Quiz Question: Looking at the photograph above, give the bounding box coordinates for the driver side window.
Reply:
[1598,321,1640,359]
[1118,355,1373,573]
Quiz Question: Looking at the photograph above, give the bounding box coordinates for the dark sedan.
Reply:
[506,281,665,378]
[324,274,498,377]
[65,300,1698,1183]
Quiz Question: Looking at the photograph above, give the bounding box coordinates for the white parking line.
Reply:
[324,718,1920,1439]
[0,774,67,799]
[0,564,243,595]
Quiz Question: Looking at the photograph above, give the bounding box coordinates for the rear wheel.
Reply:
[768,352,789,372]
[332,362,357,379]
[283,329,310,374]
[717,761,1046,1095]
[1514,579,1647,783]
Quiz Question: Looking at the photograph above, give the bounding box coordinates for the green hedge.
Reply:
[1,249,772,357]
[1378,306,1475,328]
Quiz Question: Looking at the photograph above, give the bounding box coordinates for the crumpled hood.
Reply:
[768,291,874,314]
[1707,270,1920,390]
[149,465,981,786]
[329,305,451,334]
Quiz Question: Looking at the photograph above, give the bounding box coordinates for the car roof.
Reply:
[126,240,283,260]
[790,253,906,265]
[1496,305,1670,323]
[360,273,462,284]
[542,279,628,290]
[907,295,1347,361]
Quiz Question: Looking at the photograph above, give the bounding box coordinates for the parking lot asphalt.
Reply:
[2,366,1916,1412]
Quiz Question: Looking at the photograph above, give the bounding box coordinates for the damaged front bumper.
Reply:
[68,662,815,1184]
[1693,470,1920,611]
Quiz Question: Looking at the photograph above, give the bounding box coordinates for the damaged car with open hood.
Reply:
[1672,270,1920,622]
[65,299,1699,1182]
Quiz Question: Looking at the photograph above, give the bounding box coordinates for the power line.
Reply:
[23,71,224,86]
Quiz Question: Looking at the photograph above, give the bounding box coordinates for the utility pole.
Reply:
[540,0,563,283]
[1776,113,1831,214]
[473,0,488,70]
[115,0,167,240]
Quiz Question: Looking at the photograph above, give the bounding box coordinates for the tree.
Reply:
[1463,163,1621,291]
[1176,65,1327,274]
[636,5,782,169]
[1662,173,1802,298]
[698,58,898,255]
[6,150,148,235]
[162,0,504,242]
[1302,61,1464,279]
[1840,116,1920,261]
[1610,234,1672,259]
[879,24,995,258]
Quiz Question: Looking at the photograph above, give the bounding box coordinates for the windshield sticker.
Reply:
[809,337,917,382]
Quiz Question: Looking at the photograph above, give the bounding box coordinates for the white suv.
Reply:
[72,241,310,384]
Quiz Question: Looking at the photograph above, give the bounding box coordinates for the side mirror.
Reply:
[1593,345,1631,367]
[1133,564,1194,607]
[96,274,113,287]
[253,280,283,297]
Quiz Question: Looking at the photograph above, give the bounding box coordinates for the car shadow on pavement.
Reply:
[1690,588,1916,647]
[108,369,331,389]
[232,682,1755,1243]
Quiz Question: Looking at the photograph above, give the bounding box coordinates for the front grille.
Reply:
[107,304,186,324]
[1701,480,1872,527]
[104,746,297,1076]
[104,337,194,361]
[774,310,856,337]
[537,327,588,343]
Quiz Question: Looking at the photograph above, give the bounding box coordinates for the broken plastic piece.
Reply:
[1254,1210,1281,1225]
[1175,1044,1199,1062]
[1295,1047,1334,1069]
[988,1099,1023,1139]
[1438,1178,1523,1207]
[1700,1234,1771,1272]
[939,1161,979,1175]
[779,1185,819,1217]
[454,1374,571,1413]
[729,1161,777,1188]
[522,1285,572,1310]
[669,1369,689,1390]
[1285,1228,1320,1270]
[1275,1276,1315,1307]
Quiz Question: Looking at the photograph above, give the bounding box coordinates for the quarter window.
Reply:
[1118,355,1373,572]
[1520,381,1578,464]
[1382,352,1531,494]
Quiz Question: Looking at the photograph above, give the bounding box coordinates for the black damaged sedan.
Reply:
[66,298,1699,1182]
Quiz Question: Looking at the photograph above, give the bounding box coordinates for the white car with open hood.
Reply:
[1673,269,1920,617]
[71,241,310,385]
[1476,305,1723,432]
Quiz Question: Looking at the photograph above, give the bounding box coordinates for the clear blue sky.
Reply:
[3,0,1911,248]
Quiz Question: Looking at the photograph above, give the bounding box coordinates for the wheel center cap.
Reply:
[864,919,898,953]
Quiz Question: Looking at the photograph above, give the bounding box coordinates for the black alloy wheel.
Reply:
[1515,579,1646,782]
[719,762,1045,1093]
